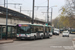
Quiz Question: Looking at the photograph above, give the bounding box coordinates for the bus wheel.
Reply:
[40,35,44,39]
[34,36,36,40]
[47,36,50,38]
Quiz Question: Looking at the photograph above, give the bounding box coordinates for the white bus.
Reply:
[16,24,52,40]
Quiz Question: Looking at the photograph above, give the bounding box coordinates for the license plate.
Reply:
[21,38,25,39]
[72,32,75,33]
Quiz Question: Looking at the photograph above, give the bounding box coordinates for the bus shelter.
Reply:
[0,24,16,40]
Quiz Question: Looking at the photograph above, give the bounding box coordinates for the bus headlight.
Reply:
[27,35,30,37]
[26,34,31,37]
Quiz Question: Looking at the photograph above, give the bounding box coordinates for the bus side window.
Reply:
[45,28,47,32]
[49,29,50,32]
[31,26,34,33]
[35,28,38,32]
[49,28,51,32]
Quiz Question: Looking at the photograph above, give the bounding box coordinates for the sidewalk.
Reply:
[0,38,16,44]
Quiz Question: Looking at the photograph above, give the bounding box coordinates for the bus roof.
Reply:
[17,23,44,26]
[45,25,52,27]
[17,23,52,27]
[30,24,44,26]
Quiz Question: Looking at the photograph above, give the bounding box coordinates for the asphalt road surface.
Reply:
[0,34,75,50]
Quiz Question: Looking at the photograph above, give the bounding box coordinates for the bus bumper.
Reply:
[50,35,52,37]
[16,36,34,39]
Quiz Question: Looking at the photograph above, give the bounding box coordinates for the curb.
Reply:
[0,40,14,44]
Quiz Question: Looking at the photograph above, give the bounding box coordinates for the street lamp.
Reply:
[6,0,8,40]
[50,5,57,26]
[47,0,49,25]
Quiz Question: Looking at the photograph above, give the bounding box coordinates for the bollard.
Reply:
[72,38,75,48]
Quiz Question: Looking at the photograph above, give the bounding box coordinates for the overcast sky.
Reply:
[1,0,65,21]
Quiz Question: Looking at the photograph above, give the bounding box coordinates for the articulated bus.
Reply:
[16,24,52,40]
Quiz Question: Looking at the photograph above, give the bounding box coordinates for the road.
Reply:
[0,34,75,50]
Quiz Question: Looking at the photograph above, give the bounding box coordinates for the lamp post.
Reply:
[47,0,49,25]
[6,0,8,40]
[32,0,35,24]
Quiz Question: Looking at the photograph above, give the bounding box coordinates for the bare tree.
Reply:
[65,0,75,17]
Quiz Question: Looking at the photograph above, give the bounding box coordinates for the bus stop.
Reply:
[0,24,16,40]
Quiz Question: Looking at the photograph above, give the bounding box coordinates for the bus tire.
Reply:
[68,35,69,37]
[62,35,64,37]
[40,35,44,39]
[47,35,50,38]
[34,35,36,40]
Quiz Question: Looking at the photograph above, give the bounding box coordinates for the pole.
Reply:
[20,6,21,13]
[6,0,8,40]
[1,26,2,40]
[4,0,5,7]
[51,8,53,26]
[11,27,12,39]
[47,0,49,24]
[32,0,35,24]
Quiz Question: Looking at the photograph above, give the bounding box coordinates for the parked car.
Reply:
[60,29,64,33]
[62,31,69,37]
[70,29,75,34]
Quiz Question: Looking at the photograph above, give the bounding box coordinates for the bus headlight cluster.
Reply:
[27,34,31,37]
[27,35,30,37]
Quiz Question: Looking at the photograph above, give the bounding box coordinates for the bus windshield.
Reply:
[17,25,31,34]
